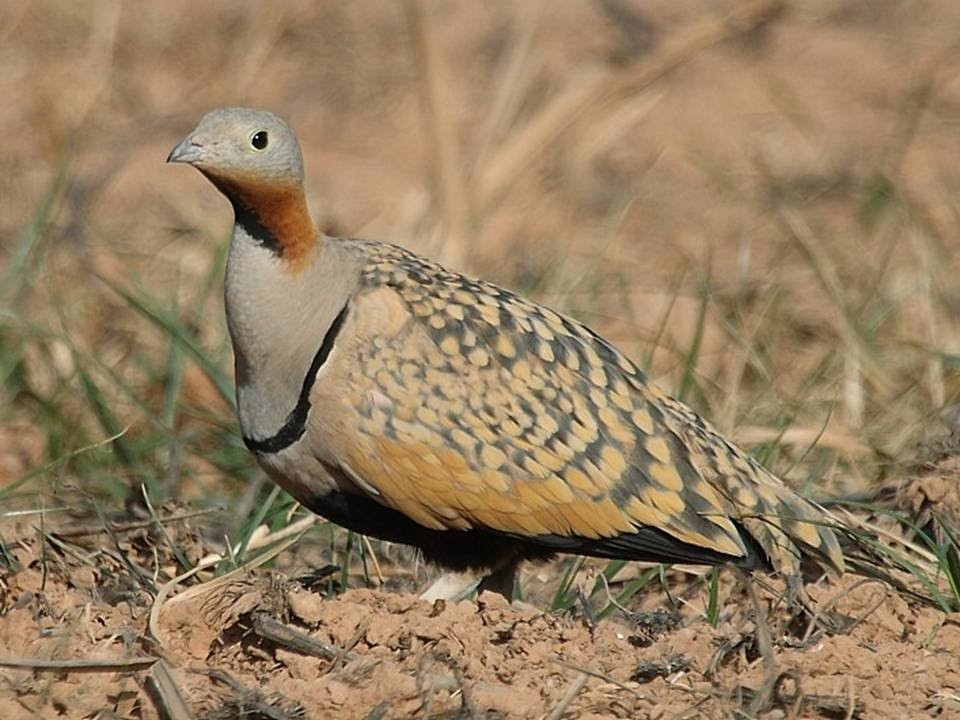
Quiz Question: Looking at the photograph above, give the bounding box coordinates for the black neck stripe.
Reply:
[233,200,282,255]
[243,303,350,455]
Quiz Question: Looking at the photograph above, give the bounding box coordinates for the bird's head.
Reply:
[167,107,304,187]
[168,107,316,265]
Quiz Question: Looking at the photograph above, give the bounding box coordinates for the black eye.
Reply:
[251,131,268,150]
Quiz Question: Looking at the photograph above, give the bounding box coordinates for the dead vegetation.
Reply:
[3,0,960,717]
[1,490,959,718]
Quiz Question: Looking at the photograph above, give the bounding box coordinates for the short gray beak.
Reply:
[166,137,206,164]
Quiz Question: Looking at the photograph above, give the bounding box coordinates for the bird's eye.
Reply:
[251,131,269,150]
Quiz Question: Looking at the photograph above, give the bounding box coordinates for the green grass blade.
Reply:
[0,428,129,502]
[339,531,356,594]
[229,483,283,568]
[597,566,660,621]
[551,556,586,612]
[706,566,720,627]
[97,274,235,408]
[933,513,960,608]
[1,168,67,305]
[677,281,710,403]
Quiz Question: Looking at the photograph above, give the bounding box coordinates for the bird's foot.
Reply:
[419,571,481,602]
[419,560,520,603]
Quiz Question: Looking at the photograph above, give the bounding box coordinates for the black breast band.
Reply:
[243,303,350,454]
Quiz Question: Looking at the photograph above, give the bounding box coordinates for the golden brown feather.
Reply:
[330,239,844,577]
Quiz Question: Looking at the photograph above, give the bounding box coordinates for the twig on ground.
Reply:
[739,570,777,717]
[51,508,219,538]
[143,659,194,720]
[252,613,351,663]
[152,524,311,644]
[0,656,158,672]
[546,671,589,720]
[193,668,304,720]
[553,658,644,699]
[803,577,890,641]
[845,675,858,720]
[149,553,222,644]
[415,651,475,719]
[326,618,368,673]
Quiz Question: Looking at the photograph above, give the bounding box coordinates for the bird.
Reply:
[167,107,844,601]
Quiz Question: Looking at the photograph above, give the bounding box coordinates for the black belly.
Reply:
[303,489,768,573]
[302,489,552,571]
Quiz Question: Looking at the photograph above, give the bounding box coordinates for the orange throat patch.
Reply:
[216,175,317,269]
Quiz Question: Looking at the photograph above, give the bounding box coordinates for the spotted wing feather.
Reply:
[335,240,843,575]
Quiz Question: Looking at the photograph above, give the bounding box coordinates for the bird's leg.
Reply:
[476,557,519,601]
[419,557,520,603]
[419,570,481,602]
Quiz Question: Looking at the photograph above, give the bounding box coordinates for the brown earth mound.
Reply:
[1,510,958,719]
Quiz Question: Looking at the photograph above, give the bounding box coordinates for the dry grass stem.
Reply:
[0,656,159,672]
[404,0,472,267]
[144,659,195,720]
[546,671,590,720]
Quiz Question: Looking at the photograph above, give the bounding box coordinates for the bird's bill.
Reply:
[166,137,206,165]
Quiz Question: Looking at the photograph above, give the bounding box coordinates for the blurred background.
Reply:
[3,0,960,582]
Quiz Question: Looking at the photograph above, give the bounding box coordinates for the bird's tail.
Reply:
[719,468,846,579]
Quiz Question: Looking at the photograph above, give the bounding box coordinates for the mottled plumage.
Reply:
[168,107,844,598]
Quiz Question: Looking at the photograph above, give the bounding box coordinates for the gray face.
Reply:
[167,107,305,184]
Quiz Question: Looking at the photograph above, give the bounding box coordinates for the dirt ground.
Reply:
[2,465,960,720]
[5,0,960,717]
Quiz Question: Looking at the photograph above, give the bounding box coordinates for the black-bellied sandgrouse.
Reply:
[168,107,843,600]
